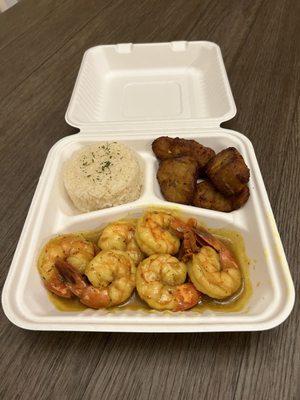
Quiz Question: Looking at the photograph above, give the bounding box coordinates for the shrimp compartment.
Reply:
[2,41,294,332]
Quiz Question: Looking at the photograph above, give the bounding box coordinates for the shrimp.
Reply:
[136,254,200,311]
[38,234,95,298]
[56,250,136,308]
[171,218,242,299]
[135,211,180,256]
[98,220,143,266]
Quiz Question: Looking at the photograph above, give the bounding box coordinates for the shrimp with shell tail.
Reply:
[171,218,242,299]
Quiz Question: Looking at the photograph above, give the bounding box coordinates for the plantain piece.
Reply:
[206,147,250,196]
[152,136,215,173]
[193,181,250,212]
[193,181,232,212]
[230,185,250,210]
[157,156,198,204]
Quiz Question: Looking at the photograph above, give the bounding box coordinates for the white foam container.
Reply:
[2,41,294,332]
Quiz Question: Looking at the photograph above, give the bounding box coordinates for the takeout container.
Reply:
[2,41,294,332]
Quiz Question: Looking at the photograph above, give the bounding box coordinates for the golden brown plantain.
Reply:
[157,156,198,204]
[193,181,250,212]
[152,136,215,173]
[206,147,250,196]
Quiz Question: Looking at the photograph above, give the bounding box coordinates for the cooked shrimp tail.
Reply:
[44,273,73,298]
[171,218,239,268]
[55,260,110,309]
[170,218,201,259]
[38,234,95,298]
[192,225,240,270]
[175,283,201,311]
[55,260,86,294]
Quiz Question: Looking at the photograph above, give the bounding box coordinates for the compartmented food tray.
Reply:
[2,41,294,332]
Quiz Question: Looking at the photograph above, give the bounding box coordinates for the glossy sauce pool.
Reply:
[47,222,252,314]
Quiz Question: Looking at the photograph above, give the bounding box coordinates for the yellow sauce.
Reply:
[46,215,252,314]
[48,292,87,311]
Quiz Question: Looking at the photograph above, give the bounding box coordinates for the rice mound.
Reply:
[63,142,143,212]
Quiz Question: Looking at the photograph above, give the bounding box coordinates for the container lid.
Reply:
[65,41,236,132]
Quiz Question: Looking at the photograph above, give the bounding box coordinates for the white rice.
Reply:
[63,142,143,212]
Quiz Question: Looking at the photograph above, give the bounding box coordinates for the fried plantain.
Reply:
[230,185,250,210]
[157,156,198,204]
[152,136,215,172]
[206,147,250,196]
[193,181,250,212]
[193,181,232,212]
